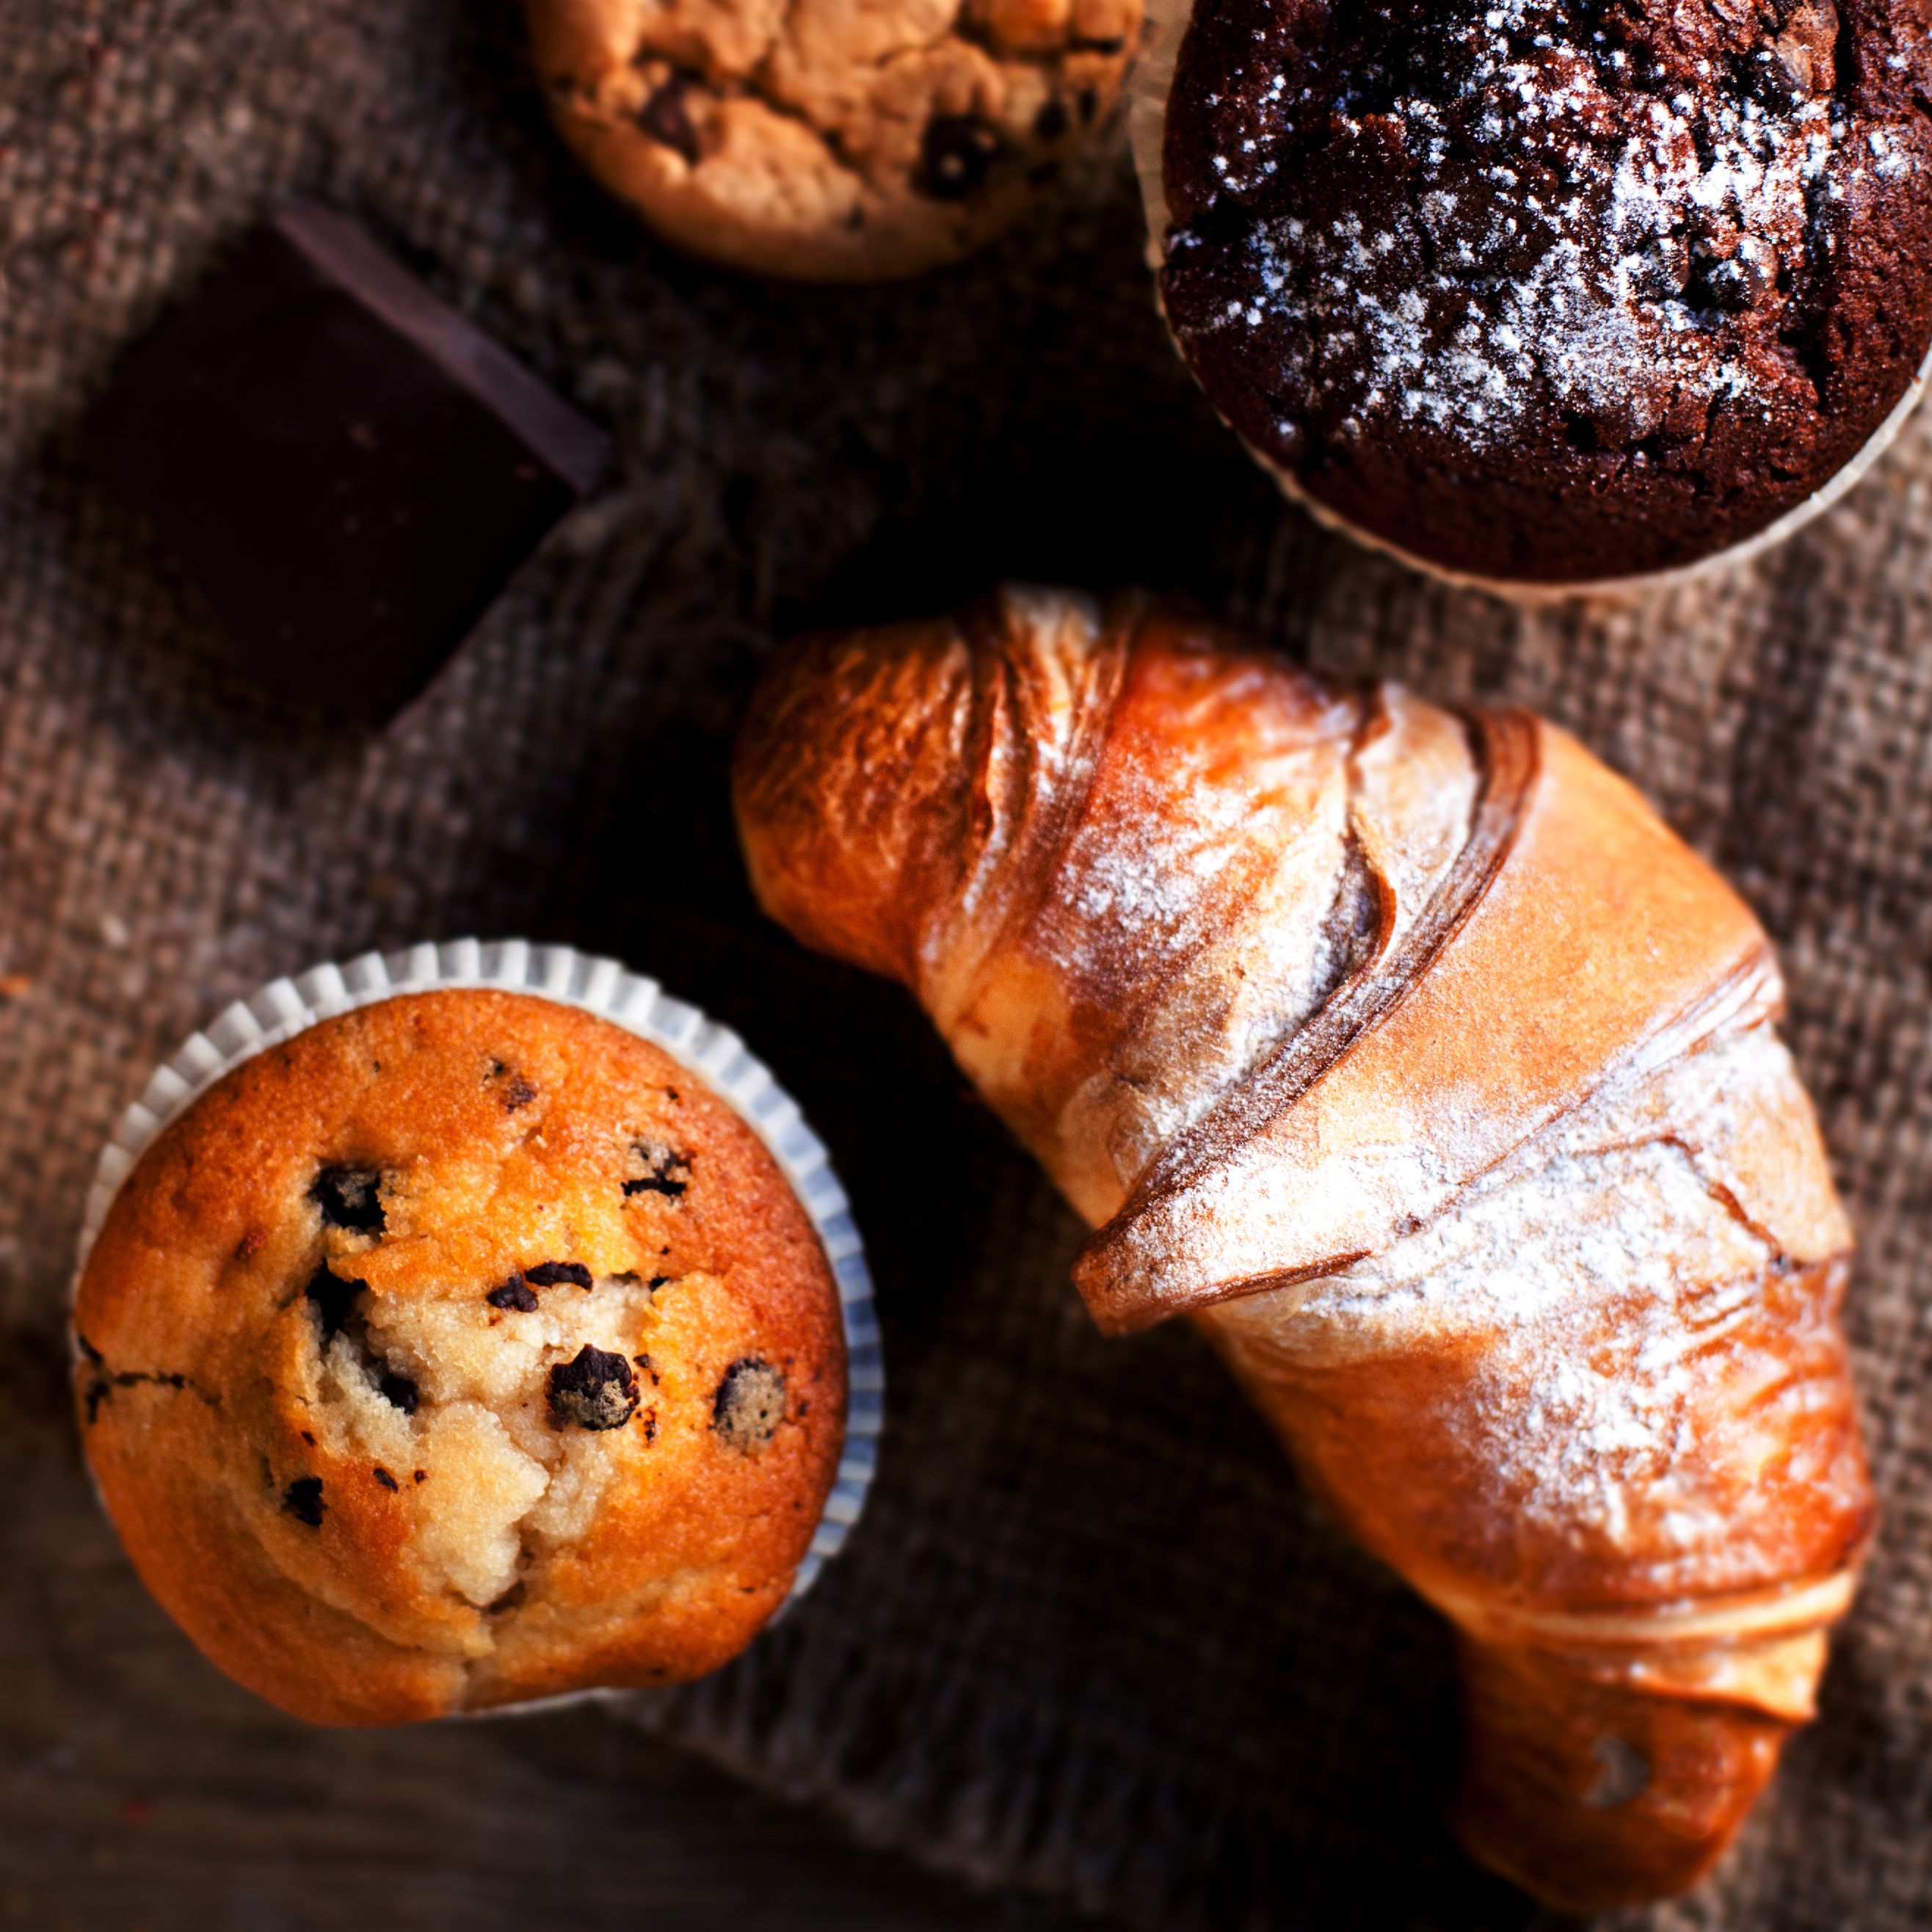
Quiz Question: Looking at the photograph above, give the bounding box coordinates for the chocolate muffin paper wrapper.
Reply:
[1127,0,1932,601]
[73,938,882,1640]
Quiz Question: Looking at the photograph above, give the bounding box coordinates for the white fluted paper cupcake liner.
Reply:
[73,937,881,1613]
[1126,0,1932,602]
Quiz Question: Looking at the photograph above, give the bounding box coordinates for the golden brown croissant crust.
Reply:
[733,586,1870,1911]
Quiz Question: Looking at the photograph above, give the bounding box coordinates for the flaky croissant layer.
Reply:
[733,586,1870,1911]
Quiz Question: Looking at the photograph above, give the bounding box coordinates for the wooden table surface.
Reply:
[0,1332,1099,1932]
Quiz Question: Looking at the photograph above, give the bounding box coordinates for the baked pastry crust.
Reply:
[73,989,846,1724]
[526,0,1141,279]
[733,585,1870,1910]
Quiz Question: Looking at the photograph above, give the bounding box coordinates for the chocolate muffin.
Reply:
[1153,0,1932,583]
[73,989,848,1724]
[526,0,1142,280]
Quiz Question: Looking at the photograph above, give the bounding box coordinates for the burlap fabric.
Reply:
[4,5,1931,1929]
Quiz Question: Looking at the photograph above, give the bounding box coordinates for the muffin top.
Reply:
[1158,0,1932,581]
[73,989,846,1724]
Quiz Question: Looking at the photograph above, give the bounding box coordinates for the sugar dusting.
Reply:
[918,600,1861,1613]
[1206,1025,1862,1593]
[1170,0,1920,456]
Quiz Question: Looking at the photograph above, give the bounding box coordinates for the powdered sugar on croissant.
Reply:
[733,585,1870,1910]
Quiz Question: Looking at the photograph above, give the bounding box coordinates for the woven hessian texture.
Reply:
[3,4,1930,1930]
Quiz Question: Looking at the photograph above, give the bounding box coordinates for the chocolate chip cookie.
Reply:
[527,0,1142,279]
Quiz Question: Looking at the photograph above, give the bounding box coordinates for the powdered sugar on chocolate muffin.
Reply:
[1159,0,1932,581]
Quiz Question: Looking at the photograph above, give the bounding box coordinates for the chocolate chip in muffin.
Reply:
[622,1141,691,1199]
[1699,233,1780,314]
[373,1467,400,1492]
[525,1260,593,1290]
[79,1359,193,1424]
[1034,98,1070,142]
[547,1346,641,1431]
[916,117,1004,200]
[379,1371,420,1414]
[639,73,701,165]
[712,1356,786,1450]
[283,1476,325,1527]
[486,1274,541,1312]
[310,1165,385,1233]
[305,1263,365,1340]
[487,1059,539,1111]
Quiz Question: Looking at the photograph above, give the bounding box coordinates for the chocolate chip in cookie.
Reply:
[916,117,1004,200]
[639,73,700,164]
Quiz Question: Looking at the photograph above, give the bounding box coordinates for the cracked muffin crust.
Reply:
[73,989,846,1725]
[526,0,1143,279]
[1156,0,1932,582]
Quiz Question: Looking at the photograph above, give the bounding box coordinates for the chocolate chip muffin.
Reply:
[526,0,1141,280]
[73,989,847,1724]
[1151,0,1932,583]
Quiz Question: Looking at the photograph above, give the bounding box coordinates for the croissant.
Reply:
[730,586,1872,1911]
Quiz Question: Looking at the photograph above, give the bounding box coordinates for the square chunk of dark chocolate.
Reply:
[85,201,611,722]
